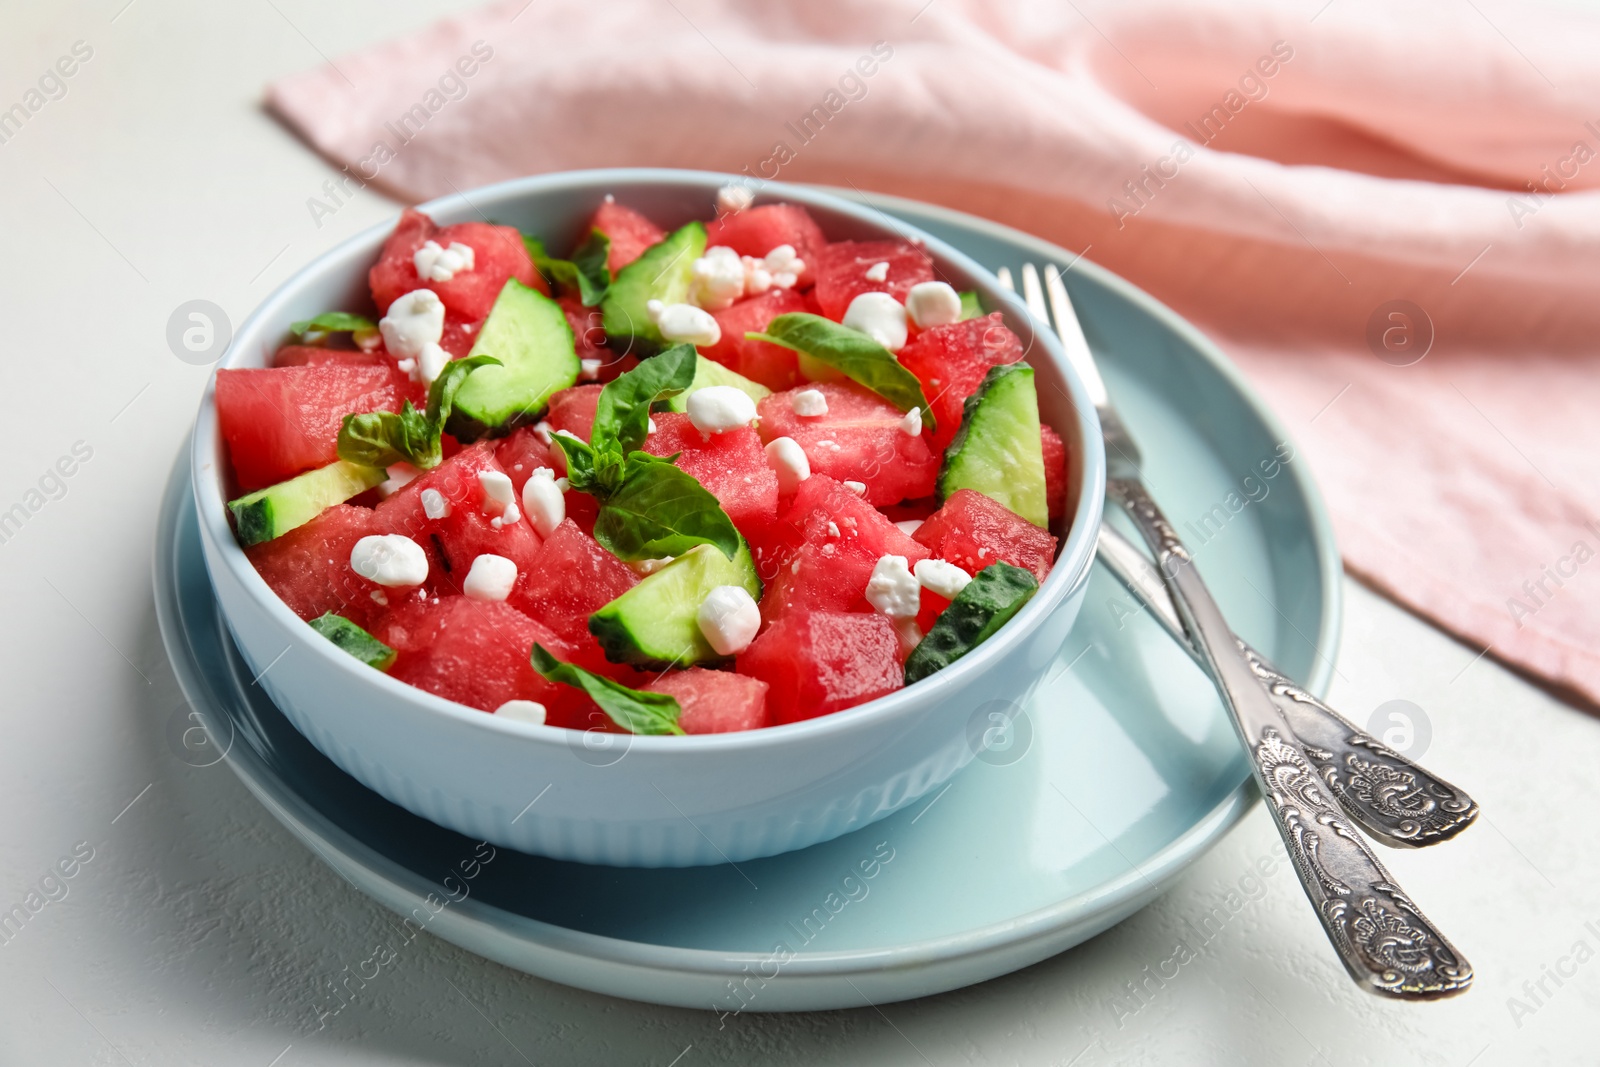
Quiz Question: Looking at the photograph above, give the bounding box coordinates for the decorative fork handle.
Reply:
[1095,525,1479,848]
[1108,477,1473,999]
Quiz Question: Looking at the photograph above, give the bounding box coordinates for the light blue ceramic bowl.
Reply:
[190,169,1106,868]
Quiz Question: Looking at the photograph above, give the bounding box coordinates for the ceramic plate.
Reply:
[155,195,1340,1012]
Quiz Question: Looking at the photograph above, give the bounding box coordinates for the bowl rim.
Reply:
[191,167,1107,755]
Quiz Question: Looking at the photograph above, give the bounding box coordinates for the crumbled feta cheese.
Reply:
[377,462,421,498]
[370,590,388,606]
[350,534,429,588]
[894,618,923,656]
[815,439,841,451]
[553,428,582,443]
[827,521,840,538]
[791,389,829,417]
[629,556,675,576]
[906,280,963,329]
[479,470,516,513]
[495,699,547,725]
[690,246,747,310]
[843,480,867,496]
[741,245,805,294]
[521,467,565,537]
[894,518,924,537]
[716,182,755,214]
[864,260,890,283]
[413,239,476,282]
[378,289,445,362]
[580,358,602,381]
[899,407,923,436]
[415,341,450,385]
[647,417,657,434]
[686,385,757,434]
[914,558,972,600]
[697,583,760,656]
[842,291,908,352]
[532,420,554,444]
[764,436,809,493]
[865,555,920,619]
[646,299,721,346]
[463,553,518,602]
[421,488,450,520]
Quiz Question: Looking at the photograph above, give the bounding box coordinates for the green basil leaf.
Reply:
[524,230,612,307]
[593,453,741,561]
[747,313,936,430]
[530,643,684,735]
[593,344,698,456]
[290,311,378,336]
[551,432,600,492]
[957,291,983,320]
[337,355,499,470]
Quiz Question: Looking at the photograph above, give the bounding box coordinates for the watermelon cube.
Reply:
[642,412,779,534]
[756,382,938,506]
[737,611,903,724]
[588,200,666,273]
[375,443,497,544]
[272,345,385,369]
[246,504,417,628]
[896,314,1026,451]
[703,288,809,390]
[811,240,934,322]
[705,204,827,286]
[508,518,637,671]
[369,209,546,322]
[914,489,1058,583]
[759,475,929,622]
[645,668,770,733]
[216,365,399,491]
[1041,424,1068,523]
[545,384,604,441]
[374,596,583,718]
[555,293,634,381]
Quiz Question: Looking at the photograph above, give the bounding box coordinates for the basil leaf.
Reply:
[594,453,741,561]
[290,311,378,336]
[593,344,698,456]
[958,291,983,320]
[748,313,936,430]
[551,432,601,492]
[530,643,684,735]
[524,230,612,307]
[337,355,500,470]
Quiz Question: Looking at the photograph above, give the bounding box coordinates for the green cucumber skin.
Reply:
[308,612,397,671]
[903,562,1038,685]
[937,362,1049,527]
[589,541,761,670]
[600,222,707,357]
[227,460,385,546]
[448,279,580,442]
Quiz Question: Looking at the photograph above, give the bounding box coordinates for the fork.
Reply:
[1001,262,1473,999]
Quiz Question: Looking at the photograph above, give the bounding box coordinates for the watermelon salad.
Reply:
[218,187,1070,737]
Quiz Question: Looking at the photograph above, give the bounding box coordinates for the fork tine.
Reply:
[1042,263,1109,407]
[1020,263,1049,323]
[995,266,1015,292]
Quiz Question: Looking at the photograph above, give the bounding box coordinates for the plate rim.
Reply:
[155,192,1341,998]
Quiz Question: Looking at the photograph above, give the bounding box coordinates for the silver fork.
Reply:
[1001,262,1473,999]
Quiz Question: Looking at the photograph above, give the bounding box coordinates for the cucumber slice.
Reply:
[447,279,580,441]
[903,562,1038,684]
[661,355,771,413]
[600,221,707,356]
[589,540,762,669]
[957,291,983,320]
[308,612,397,671]
[227,460,385,546]
[937,362,1048,527]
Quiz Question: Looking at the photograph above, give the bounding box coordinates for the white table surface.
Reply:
[4,1,1598,1062]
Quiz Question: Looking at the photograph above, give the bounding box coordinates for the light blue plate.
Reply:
[154,196,1340,1013]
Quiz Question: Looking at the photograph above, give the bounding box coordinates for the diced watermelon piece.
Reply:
[758,476,929,623]
[1041,424,1067,523]
[375,443,498,547]
[494,426,558,494]
[508,519,637,672]
[369,209,546,322]
[374,596,585,719]
[439,319,480,359]
[556,293,608,360]
[216,365,399,491]
[915,588,953,635]
[896,314,1025,451]
[642,412,779,534]
[645,668,770,734]
[272,345,386,369]
[756,382,938,506]
[811,240,934,322]
[703,289,808,390]
[737,611,903,724]
[431,504,544,601]
[914,489,1058,583]
[588,201,666,273]
[705,204,827,286]
[546,384,604,441]
[246,504,419,628]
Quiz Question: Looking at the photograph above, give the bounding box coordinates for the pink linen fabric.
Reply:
[268,0,1600,706]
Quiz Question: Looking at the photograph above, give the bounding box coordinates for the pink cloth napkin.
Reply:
[268,0,1600,707]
